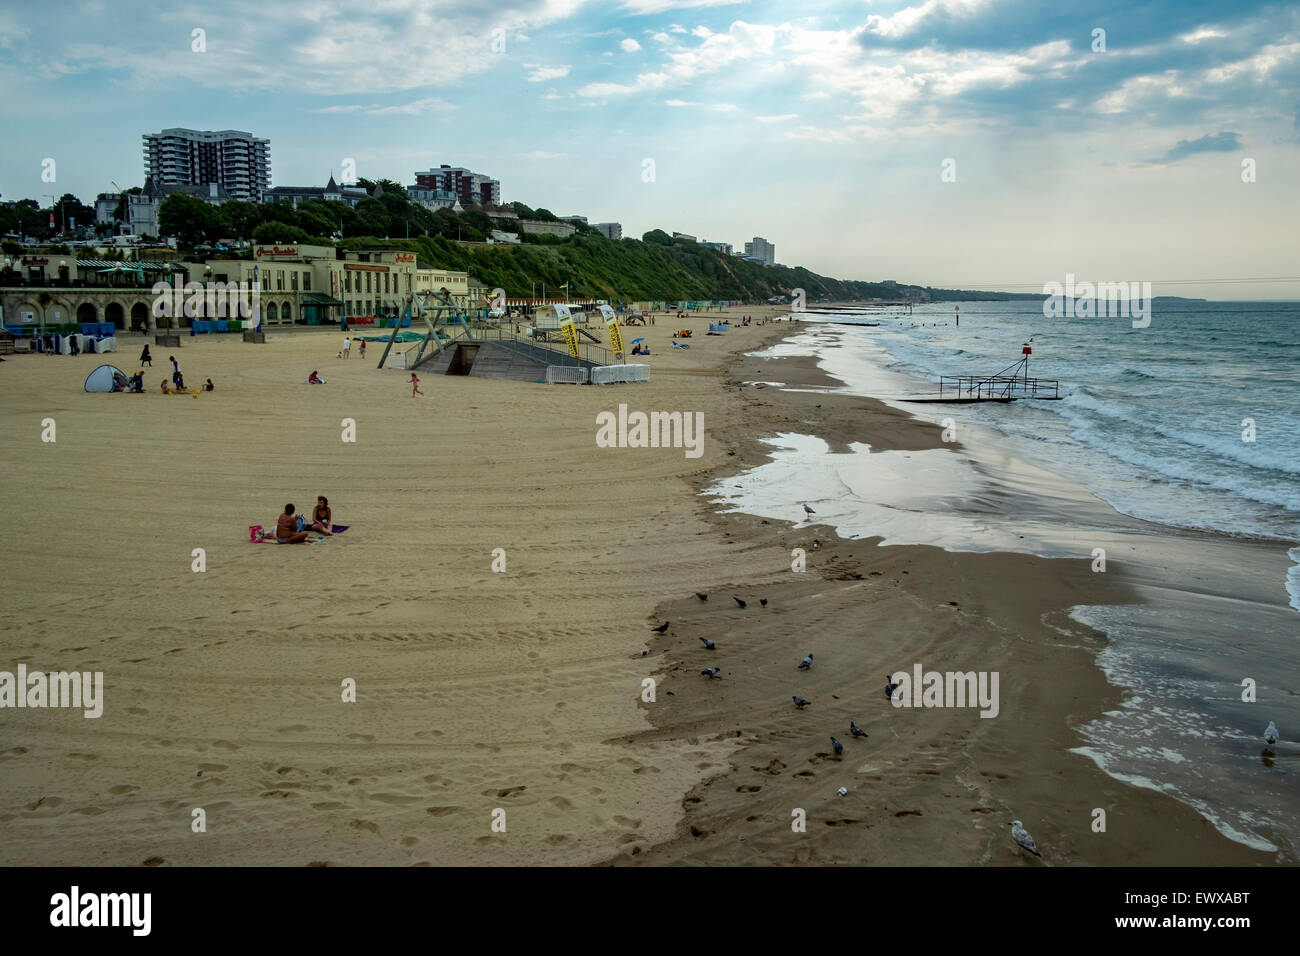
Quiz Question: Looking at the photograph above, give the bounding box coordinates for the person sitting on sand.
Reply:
[311,496,333,535]
[308,370,325,384]
[205,378,214,391]
[160,379,172,394]
[276,504,311,544]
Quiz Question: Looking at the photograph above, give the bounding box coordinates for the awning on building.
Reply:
[300,292,344,306]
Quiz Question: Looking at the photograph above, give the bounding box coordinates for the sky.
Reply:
[1,0,1297,299]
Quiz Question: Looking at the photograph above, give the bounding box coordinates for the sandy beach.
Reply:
[0,307,1280,866]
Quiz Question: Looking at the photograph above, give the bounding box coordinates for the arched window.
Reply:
[282,302,293,322]
[266,302,278,321]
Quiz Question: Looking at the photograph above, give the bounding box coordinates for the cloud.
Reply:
[621,38,642,52]
[621,0,748,14]
[755,113,797,122]
[1156,130,1243,163]
[578,20,781,96]
[312,96,455,115]
[527,64,572,81]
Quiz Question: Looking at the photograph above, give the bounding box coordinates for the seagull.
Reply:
[798,653,814,670]
[760,598,768,607]
[695,592,708,601]
[1010,821,1041,858]
[830,736,843,757]
[850,720,868,738]
[699,637,715,650]
[885,675,900,699]
[733,596,747,608]
[792,696,810,709]
[650,621,670,633]
[1265,721,1279,746]
[701,667,721,678]
[803,504,815,515]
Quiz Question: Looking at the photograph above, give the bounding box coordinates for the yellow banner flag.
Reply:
[606,318,626,360]
[560,319,581,358]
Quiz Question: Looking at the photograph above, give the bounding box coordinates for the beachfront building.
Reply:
[489,230,521,244]
[743,236,775,266]
[672,231,697,241]
[143,128,271,203]
[263,175,372,208]
[413,165,500,208]
[701,240,732,255]
[414,266,470,299]
[593,222,622,240]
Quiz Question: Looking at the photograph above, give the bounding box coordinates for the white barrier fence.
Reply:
[590,363,650,384]
[545,365,589,384]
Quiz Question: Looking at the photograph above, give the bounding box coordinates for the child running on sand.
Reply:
[410,373,423,397]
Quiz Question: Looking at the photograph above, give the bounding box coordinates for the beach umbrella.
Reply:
[630,337,645,344]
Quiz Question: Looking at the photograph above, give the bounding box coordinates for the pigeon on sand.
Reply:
[792,696,810,709]
[699,637,715,650]
[798,653,814,670]
[885,675,900,700]
[650,621,670,633]
[701,667,721,678]
[733,597,747,608]
[850,720,868,738]
[830,736,844,757]
[695,592,708,601]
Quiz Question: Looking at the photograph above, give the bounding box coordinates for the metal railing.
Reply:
[461,325,612,368]
[938,375,1060,400]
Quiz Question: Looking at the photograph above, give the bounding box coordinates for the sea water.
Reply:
[708,300,1300,858]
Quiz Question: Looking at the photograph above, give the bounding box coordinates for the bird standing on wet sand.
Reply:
[1265,721,1279,746]
[792,696,810,709]
[699,637,715,650]
[701,667,721,678]
[760,598,768,607]
[733,596,747,608]
[650,621,670,633]
[803,504,815,515]
[850,721,868,738]
[1010,820,1041,857]
[885,675,900,699]
[798,653,814,670]
[695,592,708,601]
[830,736,844,757]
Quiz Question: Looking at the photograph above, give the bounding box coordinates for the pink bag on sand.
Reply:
[249,525,263,542]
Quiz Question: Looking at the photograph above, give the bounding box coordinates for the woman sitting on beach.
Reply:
[308,370,325,384]
[311,496,333,536]
[160,379,172,394]
[276,504,311,544]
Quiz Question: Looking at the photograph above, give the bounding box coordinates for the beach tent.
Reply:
[84,364,127,392]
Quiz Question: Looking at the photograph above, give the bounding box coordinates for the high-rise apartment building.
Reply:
[143,128,271,203]
[413,165,501,207]
[594,222,622,240]
[744,236,775,266]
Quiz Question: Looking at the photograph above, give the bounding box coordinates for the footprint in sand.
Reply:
[142,857,165,867]
[425,806,461,817]
[736,785,762,793]
[25,796,64,812]
[349,819,379,833]
[312,802,346,810]
[3,747,29,756]
[370,793,422,805]
[493,786,527,799]
[108,785,138,795]
[212,740,241,751]
[549,796,572,810]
